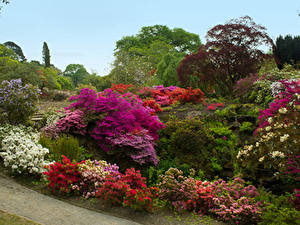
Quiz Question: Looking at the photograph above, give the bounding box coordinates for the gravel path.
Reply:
[0,174,141,225]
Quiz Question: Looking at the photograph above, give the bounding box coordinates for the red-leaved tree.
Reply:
[177,16,274,95]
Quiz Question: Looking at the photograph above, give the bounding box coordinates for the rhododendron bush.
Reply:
[158,168,263,224]
[238,79,300,183]
[96,168,158,211]
[49,88,164,165]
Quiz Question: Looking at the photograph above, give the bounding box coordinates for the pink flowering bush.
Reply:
[209,177,262,224]
[158,168,263,224]
[62,88,164,165]
[71,159,119,198]
[158,168,198,211]
[56,109,87,136]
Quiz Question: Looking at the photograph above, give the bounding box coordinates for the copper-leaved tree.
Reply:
[178,16,274,95]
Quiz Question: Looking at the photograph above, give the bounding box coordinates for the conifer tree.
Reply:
[42,42,51,67]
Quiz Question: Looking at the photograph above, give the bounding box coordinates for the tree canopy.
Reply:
[63,64,89,87]
[4,41,26,62]
[115,25,201,55]
[110,25,201,85]
[177,16,274,94]
[274,35,300,69]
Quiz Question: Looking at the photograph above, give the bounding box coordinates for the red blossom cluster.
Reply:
[43,155,81,195]
[143,99,163,114]
[96,168,158,211]
[206,103,225,111]
[110,83,134,93]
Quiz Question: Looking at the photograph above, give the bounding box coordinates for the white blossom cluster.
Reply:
[0,126,50,174]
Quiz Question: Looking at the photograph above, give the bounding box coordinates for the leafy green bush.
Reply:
[239,122,254,133]
[157,117,238,179]
[39,134,82,162]
[257,190,300,225]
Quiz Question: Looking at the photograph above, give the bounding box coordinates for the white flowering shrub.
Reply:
[238,81,300,184]
[249,66,300,107]
[0,126,50,174]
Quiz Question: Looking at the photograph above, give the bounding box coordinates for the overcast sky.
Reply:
[0,0,299,75]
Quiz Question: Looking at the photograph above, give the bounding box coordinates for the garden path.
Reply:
[0,173,141,225]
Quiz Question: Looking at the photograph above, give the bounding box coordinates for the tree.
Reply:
[274,35,300,69]
[4,41,26,62]
[111,25,201,85]
[178,16,274,94]
[63,64,89,87]
[42,42,51,67]
[156,52,184,87]
[0,0,9,13]
[116,25,201,55]
[0,44,18,60]
[109,50,153,85]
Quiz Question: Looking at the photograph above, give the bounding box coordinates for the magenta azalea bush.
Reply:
[50,88,164,165]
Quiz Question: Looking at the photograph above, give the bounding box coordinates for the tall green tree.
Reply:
[156,53,185,86]
[4,41,26,62]
[63,64,89,87]
[115,25,201,55]
[109,50,153,85]
[274,35,300,69]
[111,25,201,85]
[0,44,18,59]
[42,42,51,67]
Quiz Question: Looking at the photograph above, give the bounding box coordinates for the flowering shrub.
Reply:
[249,67,300,106]
[209,177,262,224]
[207,102,224,111]
[96,168,158,211]
[158,168,262,224]
[0,79,40,124]
[0,125,50,174]
[64,88,164,165]
[138,85,206,108]
[233,73,259,98]
[72,159,119,198]
[158,168,199,211]
[43,155,81,195]
[238,80,300,182]
[142,98,163,114]
[110,83,134,93]
[175,87,205,104]
[56,109,87,136]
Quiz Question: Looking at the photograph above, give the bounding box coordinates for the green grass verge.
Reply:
[0,210,40,225]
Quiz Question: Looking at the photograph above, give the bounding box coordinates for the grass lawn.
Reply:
[0,210,40,225]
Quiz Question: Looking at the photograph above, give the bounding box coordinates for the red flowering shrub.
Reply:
[43,155,81,195]
[175,87,205,104]
[96,168,158,211]
[143,98,163,114]
[207,103,224,111]
[111,83,134,93]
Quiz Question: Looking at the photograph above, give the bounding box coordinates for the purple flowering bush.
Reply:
[0,79,41,124]
[53,88,164,165]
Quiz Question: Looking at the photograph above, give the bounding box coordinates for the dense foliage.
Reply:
[274,35,300,69]
[0,79,40,124]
